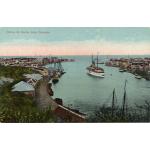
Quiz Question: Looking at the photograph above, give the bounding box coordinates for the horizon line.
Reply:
[1,54,150,57]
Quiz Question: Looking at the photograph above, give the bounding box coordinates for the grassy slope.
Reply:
[0,65,55,123]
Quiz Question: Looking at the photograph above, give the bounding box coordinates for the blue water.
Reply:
[49,56,150,114]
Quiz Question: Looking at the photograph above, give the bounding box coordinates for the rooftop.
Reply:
[12,81,35,92]
[23,73,43,81]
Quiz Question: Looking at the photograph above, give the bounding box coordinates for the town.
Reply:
[0,57,85,123]
[105,57,150,80]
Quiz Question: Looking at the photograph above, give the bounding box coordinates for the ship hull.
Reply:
[87,71,104,78]
[52,78,59,84]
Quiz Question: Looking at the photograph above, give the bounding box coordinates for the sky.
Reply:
[0,27,150,56]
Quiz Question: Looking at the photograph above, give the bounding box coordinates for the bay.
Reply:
[47,55,150,114]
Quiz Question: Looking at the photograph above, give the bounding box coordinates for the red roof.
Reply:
[53,105,86,122]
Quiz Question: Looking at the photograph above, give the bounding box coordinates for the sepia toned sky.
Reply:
[0,27,150,56]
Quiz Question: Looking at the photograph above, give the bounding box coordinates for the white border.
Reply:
[0,0,150,150]
[0,0,150,27]
[0,123,150,150]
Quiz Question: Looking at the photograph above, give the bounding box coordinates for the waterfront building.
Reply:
[24,73,43,80]
[119,60,129,69]
[12,81,35,96]
[24,73,43,86]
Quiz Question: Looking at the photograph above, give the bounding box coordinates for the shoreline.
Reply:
[44,72,86,122]
[1,56,150,122]
[0,56,86,122]
[105,57,150,80]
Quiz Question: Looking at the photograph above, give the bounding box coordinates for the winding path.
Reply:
[35,76,86,122]
[35,77,58,111]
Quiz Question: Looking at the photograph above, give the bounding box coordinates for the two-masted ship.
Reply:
[87,55,105,78]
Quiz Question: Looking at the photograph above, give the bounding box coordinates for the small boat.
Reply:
[119,69,124,72]
[135,74,142,79]
[52,74,59,84]
[61,71,66,75]
[119,68,126,72]
[52,77,59,84]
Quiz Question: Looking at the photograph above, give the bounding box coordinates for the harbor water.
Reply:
[48,56,150,114]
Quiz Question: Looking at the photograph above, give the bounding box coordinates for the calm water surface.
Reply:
[49,56,150,114]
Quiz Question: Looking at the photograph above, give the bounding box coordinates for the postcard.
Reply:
[0,27,150,122]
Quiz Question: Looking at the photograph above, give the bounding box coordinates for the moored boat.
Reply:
[135,74,142,79]
[119,68,127,72]
[52,72,60,84]
[52,76,59,84]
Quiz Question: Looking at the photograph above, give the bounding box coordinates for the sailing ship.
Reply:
[87,54,105,78]
[54,59,66,76]
[49,57,65,84]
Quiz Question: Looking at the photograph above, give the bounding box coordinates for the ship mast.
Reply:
[96,53,98,68]
[92,54,94,64]
[122,79,128,119]
[111,88,116,118]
